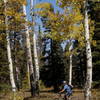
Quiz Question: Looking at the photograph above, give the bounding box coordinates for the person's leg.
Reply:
[64,93,71,100]
[64,94,68,100]
[31,86,35,97]
[67,93,72,100]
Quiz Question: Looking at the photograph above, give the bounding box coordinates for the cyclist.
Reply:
[59,81,73,100]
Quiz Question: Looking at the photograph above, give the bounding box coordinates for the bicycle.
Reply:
[54,93,71,100]
[54,93,63,100]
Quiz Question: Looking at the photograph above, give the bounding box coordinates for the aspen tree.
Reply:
[4,0,16,92]
[30,0,40,95]
[84,0,93,100]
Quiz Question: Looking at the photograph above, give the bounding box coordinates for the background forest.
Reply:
[0,0,100,100]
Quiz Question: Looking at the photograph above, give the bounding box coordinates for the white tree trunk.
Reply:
[30,0,40,82]
[7,33,17,92]
[68,41,73,85]
[30,0,40,95]
[33,33,40,81]
[84,1,93,100]
[27,61,31,88]
[69,54,72,85]
[15,66,20,90]
[16,67,19,83]
[22,5,34,76]
[4,0,16,92]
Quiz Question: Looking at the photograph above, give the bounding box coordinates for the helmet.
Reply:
[63,81,66,84]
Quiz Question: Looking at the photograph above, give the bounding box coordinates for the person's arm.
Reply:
[59,89,65,93]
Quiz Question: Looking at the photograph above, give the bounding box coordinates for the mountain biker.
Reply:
[59,81,73,100]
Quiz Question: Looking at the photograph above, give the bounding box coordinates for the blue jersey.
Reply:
[64,84,72,94]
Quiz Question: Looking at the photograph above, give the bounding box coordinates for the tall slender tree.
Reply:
[30,0,40,94]
[22,3,35,94]
[3,0,16,92]
[22,3,34,76]
[27,61,31,88]
[84,0,93,100]
[69,41,73,85]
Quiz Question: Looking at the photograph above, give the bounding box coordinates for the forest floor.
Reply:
[0,88,100,100]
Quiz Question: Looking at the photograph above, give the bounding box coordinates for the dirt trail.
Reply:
[23,90,85,100]
[0,89,100,100]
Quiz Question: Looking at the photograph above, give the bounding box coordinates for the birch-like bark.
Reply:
[30,0,40,83]
[33,33,40,81]
[69,41,73,85]
[15,66,20,90]
[84,1,93,100]
[4,0,16,92]
[22,5,34,76]
[69,54,72,85]
[30,0,40,95]
[27,61,31,88]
